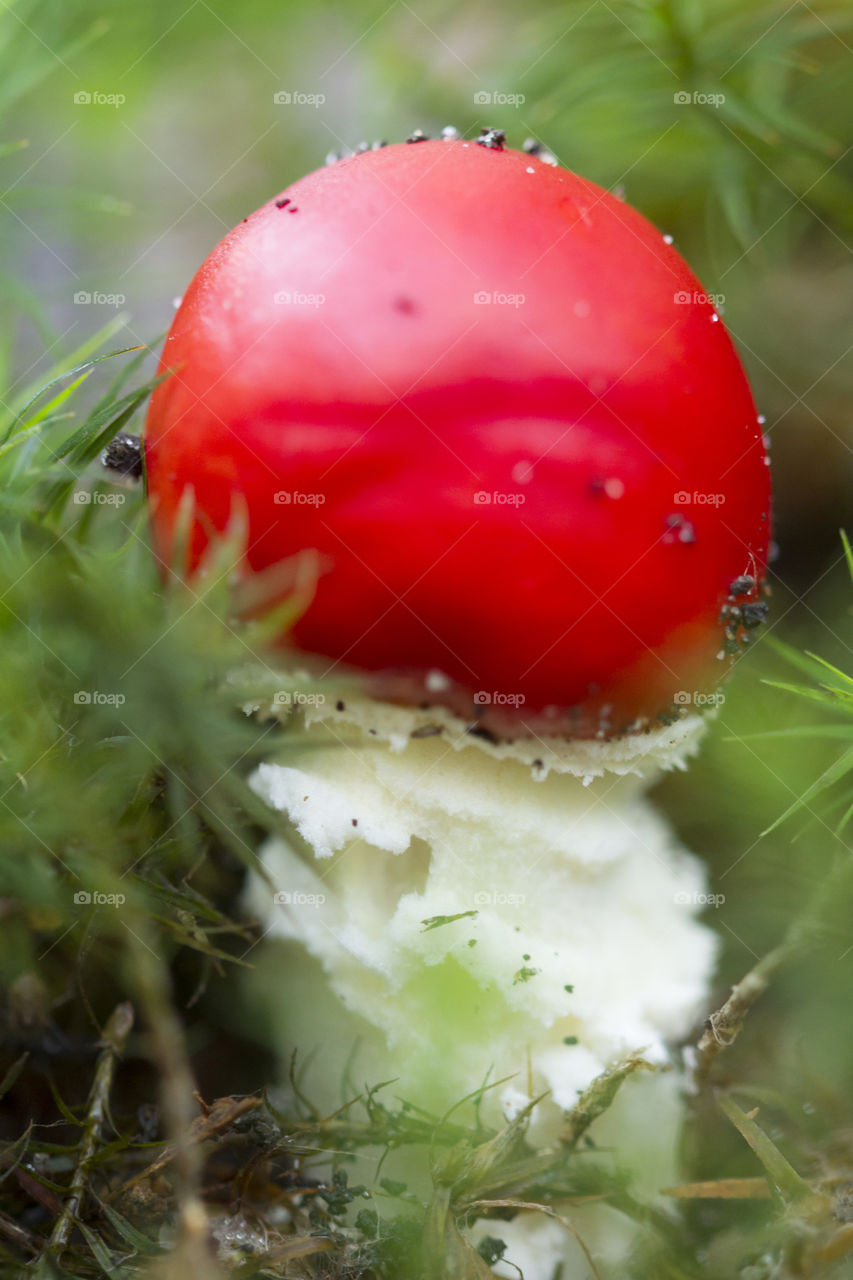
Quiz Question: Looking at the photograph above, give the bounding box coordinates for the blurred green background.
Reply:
[1,0,852,1273]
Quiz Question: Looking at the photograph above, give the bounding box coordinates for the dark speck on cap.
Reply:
[101,432,143,480]
[476,127,506,150]
[741,601,768,629]
[466,723,498,744]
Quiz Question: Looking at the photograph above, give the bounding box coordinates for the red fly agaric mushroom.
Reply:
[144,131,771,1280]
[144,132,770,740]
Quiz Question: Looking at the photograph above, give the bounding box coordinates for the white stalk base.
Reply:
[245,696,717,1278]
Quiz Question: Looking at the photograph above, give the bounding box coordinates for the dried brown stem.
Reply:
[44,1001,133,1262]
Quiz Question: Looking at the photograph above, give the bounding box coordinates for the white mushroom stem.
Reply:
[245,695,718,1277]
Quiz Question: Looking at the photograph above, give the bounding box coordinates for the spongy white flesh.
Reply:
[245,697,716,1278]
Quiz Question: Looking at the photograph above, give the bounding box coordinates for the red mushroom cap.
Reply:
[144,137,771,738]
